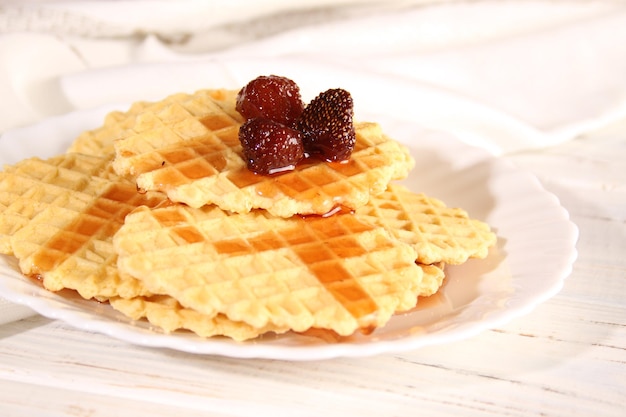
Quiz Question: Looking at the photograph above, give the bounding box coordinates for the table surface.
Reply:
[0,3,625,413]
[1,112,624,417]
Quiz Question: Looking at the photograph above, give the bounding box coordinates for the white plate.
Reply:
[0,67,578,360]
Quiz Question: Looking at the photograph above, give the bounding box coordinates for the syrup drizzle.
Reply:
[130,121,386,208]
[155,209,380,322]
[146,138,231,189]
[30,182,167,275]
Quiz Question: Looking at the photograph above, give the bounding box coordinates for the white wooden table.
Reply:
[0,114,624,417]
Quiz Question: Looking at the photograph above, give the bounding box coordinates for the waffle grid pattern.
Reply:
[70,90,240,157]
[1,153,167,299]
[356,184,497,264]
[114,204,424,335]
[72,88,414,218]
[118,108,414,216]
[1,154,111,254]
[113,90,243,176]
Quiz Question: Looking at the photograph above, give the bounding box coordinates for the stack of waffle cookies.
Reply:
[0,88,496,341]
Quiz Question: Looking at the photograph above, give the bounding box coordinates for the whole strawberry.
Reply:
[236,75,305,128]
[297,88,356,162]
[239,118,304,175]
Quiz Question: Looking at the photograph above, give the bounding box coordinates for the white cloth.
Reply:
[0,0,439,41]
[1,1,625,137]
[1,0,626,323]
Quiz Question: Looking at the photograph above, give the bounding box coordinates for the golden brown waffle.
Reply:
[109,295,289,341]
[1,153,112,255]
[416,262,446,297]
[0,153,168,299]
[68,90,238,157]
[111,87,414,217]
[355,184,497,265]
[108,263,445,341]
[112,89,242,175]
[67,103,148,156]
[114,203,426,336]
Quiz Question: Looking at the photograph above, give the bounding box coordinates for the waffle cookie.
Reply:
[113,203,427,336]
[111,87,414,217]
[356,184,497,265]
[416,262,446,297]
[0,153,168,300]
[109,295,290,341]
[68,90,239,157]
[109,262,445,341]
[1,153,113,255]
[67,101,152,156]
[109,262,444,341]
[109,260,445,341]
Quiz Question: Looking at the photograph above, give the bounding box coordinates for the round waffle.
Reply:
[113,203,427,336]
[68,90,237,157]
[356,184,497,265]
[0,153,168,299]
[110,89,414,217]
[109,295,290,341]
